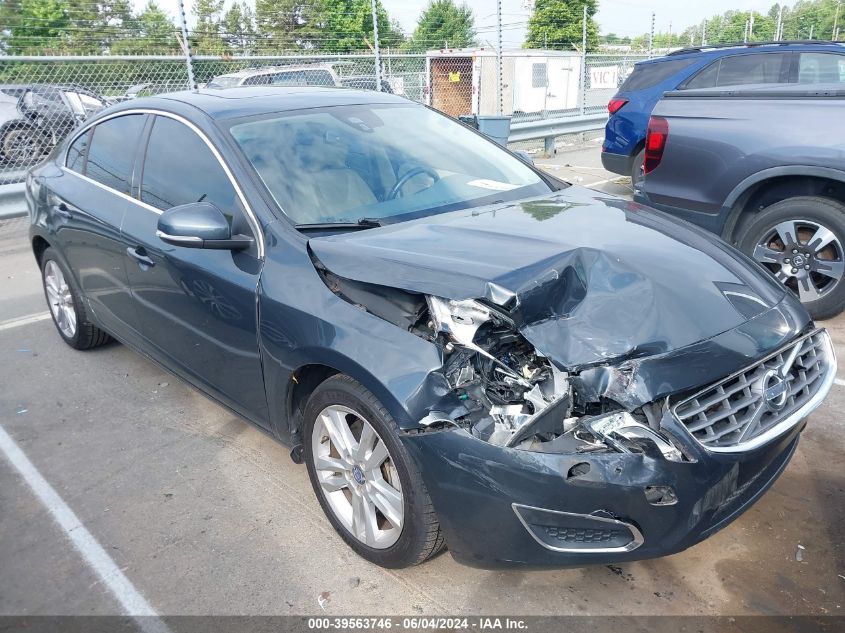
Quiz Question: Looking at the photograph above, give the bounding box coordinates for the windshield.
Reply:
[229,103,553,226]
[207,76,241,88]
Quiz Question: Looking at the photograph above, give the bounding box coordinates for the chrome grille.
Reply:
[673,329,835,452]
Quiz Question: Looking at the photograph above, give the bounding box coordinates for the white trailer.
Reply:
[425,48,581,118]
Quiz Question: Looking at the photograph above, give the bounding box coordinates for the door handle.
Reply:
[52,202,73,220]
[126,246,155,269]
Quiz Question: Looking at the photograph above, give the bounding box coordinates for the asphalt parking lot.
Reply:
[1,157,843,619]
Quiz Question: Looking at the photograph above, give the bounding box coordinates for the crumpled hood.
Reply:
[309,186,795,369]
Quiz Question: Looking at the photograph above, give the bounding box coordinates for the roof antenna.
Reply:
[176,0,198,92]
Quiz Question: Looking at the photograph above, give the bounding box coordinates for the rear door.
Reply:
[52,113,146,338]
[120,113,269,425]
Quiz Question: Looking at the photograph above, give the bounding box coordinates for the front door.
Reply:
[121,114,269,426]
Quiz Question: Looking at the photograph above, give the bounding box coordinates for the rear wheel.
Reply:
[40,248,111,349]
[630,149,645,187]
[737,196,845,320]
[303,375,444,568]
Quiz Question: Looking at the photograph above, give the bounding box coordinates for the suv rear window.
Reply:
[683,53,788,89]
[619,58,698,92]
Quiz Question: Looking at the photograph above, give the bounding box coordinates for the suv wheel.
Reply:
[303,375,445,568]
[737,196,845,320]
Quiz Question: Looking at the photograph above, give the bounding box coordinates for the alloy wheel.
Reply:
[752,219,845,303]
[2,127,41,164]
[311,404,403,549]
[44,260,77,338]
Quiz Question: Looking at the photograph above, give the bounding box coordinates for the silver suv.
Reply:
[207,64,341,89]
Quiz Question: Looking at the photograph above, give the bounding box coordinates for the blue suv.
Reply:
[601,41,845,184]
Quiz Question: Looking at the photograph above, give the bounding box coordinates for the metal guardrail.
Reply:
[509,112,609,154]
[0,183,26,220]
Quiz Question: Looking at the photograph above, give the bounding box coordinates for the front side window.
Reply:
[798,53,845,84]
[85,114,145,194]
[141,116,244,227]
[684,53,788,89]
[230,103,552,227]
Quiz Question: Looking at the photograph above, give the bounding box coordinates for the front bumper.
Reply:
[402,413,804,568]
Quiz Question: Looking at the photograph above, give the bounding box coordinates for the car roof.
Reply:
[213,64,336,80]
[120,86,408,120]
[638,41,845,65]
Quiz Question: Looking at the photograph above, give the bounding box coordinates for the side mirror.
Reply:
[156,202,252,250]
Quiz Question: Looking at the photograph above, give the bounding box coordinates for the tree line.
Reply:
[0,0,478,56]
[627,0,843,51]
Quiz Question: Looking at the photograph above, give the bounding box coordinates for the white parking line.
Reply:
[0,425,171,633]
[0,312,51,332]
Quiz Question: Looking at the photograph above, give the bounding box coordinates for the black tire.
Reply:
[40,248,111,350]
[303,374,445,568]
[0,122,46,166]
[630,148,645,187]
[736,196,845,320]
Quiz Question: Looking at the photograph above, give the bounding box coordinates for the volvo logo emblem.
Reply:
[761,370,788,411]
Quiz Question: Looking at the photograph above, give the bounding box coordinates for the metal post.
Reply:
[370,0,382,91]
[176,0,196,91]
[835,1,842,40]
[648,12,655,57]
[810,24,815,39]
[496,0,503,115]
[776,5,783,41]
[701,20,706,46]
[580,4,587,115]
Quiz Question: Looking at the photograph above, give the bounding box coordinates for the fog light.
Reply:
[644,485,678,506]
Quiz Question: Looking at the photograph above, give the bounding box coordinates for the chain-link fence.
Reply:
[0,0,645,185]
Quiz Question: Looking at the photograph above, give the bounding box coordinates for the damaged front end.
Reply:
[420,296,689,462]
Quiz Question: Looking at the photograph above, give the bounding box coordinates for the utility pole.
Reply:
[810,24,815,39]
[776,5,783,41]
[749,12,755,40]
[701,20,706,46]
[496,0,503,115]
[175,0,196,91]
[744,19,749,43]
[370,0,382,91]
[835,1,842,40]
[580,4,587,115]
[648,11,655,56]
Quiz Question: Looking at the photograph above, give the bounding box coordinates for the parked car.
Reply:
[207,64,341,89]
[635,82,845,320]
[28,87,835,569]
[601,41,845,185]
[0,84,107,166]
[339,75,394,93]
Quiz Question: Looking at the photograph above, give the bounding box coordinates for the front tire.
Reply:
[303,375,445,568]
[40,248,111,349]
[737,196,845,320]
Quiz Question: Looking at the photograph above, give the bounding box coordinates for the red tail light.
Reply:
[607,97,628,114]
[644,116,669,175]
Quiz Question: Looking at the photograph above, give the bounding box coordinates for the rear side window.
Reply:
[140,116,244,227]
[798,53,845,84]
[618,58,698,92]
[243,73,272,86]
[684,53,788,89]
[84,114,145,194]
[66,129,90,173]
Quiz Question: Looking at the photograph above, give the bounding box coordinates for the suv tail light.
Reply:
[607,97,628,115]
[644,116,669,175]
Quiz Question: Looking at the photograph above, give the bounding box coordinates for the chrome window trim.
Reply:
[672,328,837,454]
[63,108,265,259]
[511,503,644,554]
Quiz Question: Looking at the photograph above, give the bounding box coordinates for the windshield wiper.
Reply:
[296,217,384,231]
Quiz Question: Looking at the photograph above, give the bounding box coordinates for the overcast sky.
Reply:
[143,0,780,45]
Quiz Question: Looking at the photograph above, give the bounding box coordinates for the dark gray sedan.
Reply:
[27,87,836,568]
